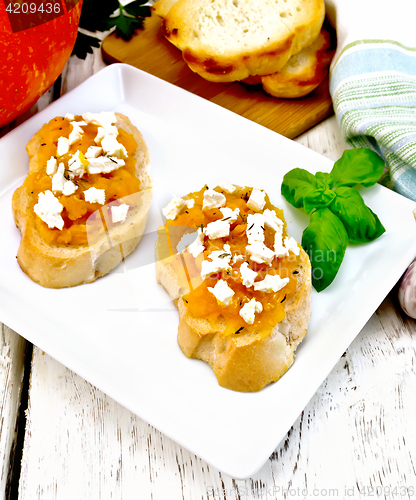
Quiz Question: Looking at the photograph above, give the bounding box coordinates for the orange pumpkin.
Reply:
[0,0,83,127]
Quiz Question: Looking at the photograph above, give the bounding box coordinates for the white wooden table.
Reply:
[2,39,416,500]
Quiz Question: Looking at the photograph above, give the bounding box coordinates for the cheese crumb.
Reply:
[220,206,239,223]
[239,298,263,325]
[51,163,66,193]
[34,190,64,230]
[87,155,125,175]
[204,219,230,239]
[68,121,87,145]
[111,204,129,223]
[208,279,235,305]
[239,262,257,288]
[246,213,265,244]
[63,180,78,196]
[200,248,232,280]
[202,189,226,210]
[253,274,289,293]
[246,241,275,264]
[218,183,236,194]
[56,136,70,157]
[46,157,57,176]
[84,187,105,205]
[162,196,186,220]
[263,208,283,232]
[284,236,300,255]
[67,150,87,178]
[247,188,266,212]
[101,134,128,159]
[85,146,102,159]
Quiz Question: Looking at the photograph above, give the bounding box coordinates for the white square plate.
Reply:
[1,64,416,479]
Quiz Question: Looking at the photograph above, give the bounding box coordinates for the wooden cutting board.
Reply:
[101,14,334,139]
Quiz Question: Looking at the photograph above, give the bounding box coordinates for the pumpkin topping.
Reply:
[29,113,141,246]
[161,186,302,335]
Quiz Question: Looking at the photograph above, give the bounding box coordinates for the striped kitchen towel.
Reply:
[325,0,416,201]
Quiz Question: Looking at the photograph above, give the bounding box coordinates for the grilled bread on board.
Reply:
[155,185,312,392]
[245,28,335,98]
[12,112,152,288]
[158,0,326,83]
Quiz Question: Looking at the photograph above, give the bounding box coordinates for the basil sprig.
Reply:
[281,148,386,292]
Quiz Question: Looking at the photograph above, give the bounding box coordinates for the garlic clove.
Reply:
[398,261,416,319]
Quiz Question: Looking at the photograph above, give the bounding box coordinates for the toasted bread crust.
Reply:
[155,190,312,392]
[12,113,152,288]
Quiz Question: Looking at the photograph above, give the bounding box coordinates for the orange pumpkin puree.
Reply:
[164,186,302,336]
[27,116,140,246]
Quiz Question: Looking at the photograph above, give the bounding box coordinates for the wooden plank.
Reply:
[0,325,26,499]
[101,14,334,140]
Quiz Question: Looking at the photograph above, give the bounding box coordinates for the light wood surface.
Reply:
[101,14,334,140]
[1,32,416,500]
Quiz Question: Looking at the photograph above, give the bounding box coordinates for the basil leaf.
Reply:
[302,208,349,292]
[330,148,385,188]
[281,168,323,209]
[303,187,336,214]
[329,187,386,243]
[315,171,334,189]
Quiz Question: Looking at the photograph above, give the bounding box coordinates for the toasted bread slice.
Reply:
[161,0,325,82]
[260,28,334,98]
[12,113,152,288]
[155,185,312,392]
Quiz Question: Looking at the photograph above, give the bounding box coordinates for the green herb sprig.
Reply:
[72,0,152,59]
[281,148,386,292]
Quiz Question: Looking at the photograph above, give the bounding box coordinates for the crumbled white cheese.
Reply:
[239,262,257,288]
[284,236,300,255]
[204,219,230,239]
[56,136,70,157]
[82,111,117,129]
[274,231,289,258]
[85,146,102,159]
[67,150,86,178]
[162,196,186,220]
[63,180,78,196]
[263,208,284,233]
[34,190,64,230]
[51,163,66,192]
[239,298,263,325]
[202,189,226,210]
[84,187,105,205]
[185,199,195,209]
[246,213,265,244]
[101,134,127,159]
[207,279,235,305]
[246,241,275,264]
[68,121,87,145]
[94,126,118,145]
[247,188,266,212]
[200,248,232,280]
[253,274,289,293]
[232,253,244,264]
[87,155,125,175]
[187,228,205,258]
[46,156,57,176]
[65,113,75,120]
[220,206,239,223]
[111,204,129,223]
[217,183,236,194]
